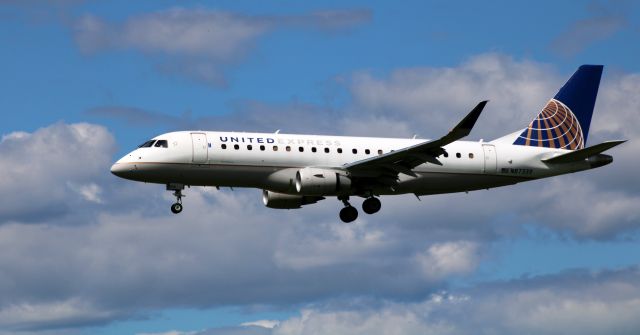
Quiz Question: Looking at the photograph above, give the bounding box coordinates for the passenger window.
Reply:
[221,144,227,149]
[286,146,291,152]
[469,153,474,159]
[443,152,448,158]
[352,149,358,154]
[312,147,317,153]
[273,146,278,151]
[247,145,253,150]
[378,149,383,155]
[456,153,461,158]
[234,144,240,150]
[298,146,304,152]
[154,140,168,148]
[260,145,265,151]
[337,148,343,154]
[365,149,370,155]
[324,148,330,153]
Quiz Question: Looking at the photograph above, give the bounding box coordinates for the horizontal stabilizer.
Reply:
[542,140,626,164]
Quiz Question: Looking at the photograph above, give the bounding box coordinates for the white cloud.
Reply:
[138,331,199,335]
[347,54,558,139]
[525,176,640,237]
[75,8,372,56]
[0,122,115,222]
[415,241,480,280]
[268,268,640,335]
[73,8,371,86]
[67,182,104,204]
[274,307,450,335]
[74,9,265,58]
[0,298,121,332]
[592,72,640,138]
[273,222,390,270]
[121,10,267,59]
[240,320,280,329]
[0,183,474,330]
[1,131,29,141]
[148,268,640,335]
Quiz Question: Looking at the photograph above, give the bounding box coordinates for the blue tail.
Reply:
[513,65,603,150]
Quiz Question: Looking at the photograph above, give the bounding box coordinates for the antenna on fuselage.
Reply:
[275,129,281,134]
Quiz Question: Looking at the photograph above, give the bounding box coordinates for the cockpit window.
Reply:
[154,140,168,148]
[138,140,155,148]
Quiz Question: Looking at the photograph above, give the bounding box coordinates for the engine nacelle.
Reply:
[295,167,351,196]
[262,190,324,209]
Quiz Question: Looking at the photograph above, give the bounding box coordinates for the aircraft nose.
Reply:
[110,163,129,178]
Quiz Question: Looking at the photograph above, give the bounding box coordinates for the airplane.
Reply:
[111,65,625,223]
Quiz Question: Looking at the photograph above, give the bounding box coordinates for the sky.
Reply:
[0,0,639,334]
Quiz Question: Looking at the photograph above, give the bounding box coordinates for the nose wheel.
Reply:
[171,201,183,214]
[167,183,185,214]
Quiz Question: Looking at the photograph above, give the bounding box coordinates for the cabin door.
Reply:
[191,132,208,163]
[482,144,497,173]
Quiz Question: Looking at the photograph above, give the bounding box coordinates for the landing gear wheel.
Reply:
[171,202,183,214]
[167,184,185,215]
[362,197,381,214]
[339,206,358,223]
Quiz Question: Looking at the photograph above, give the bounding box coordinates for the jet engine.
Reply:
[262,190,324,209]
[295,167,351,195]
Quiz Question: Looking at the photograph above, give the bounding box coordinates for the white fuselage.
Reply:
[110,131,594,197]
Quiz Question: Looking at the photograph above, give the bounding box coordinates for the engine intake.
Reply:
[262,190,324,209]
[295,167,351,195]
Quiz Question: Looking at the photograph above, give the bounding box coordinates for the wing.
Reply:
[344,100,488,180]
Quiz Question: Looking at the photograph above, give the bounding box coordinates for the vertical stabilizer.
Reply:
[513,65,603,150]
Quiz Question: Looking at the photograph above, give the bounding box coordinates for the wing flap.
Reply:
[382,163,418,177]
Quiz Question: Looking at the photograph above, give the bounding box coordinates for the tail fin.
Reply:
[513,65,603,150]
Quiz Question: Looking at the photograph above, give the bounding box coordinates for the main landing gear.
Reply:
[167,183,185,214]
[339,201,358,223]
[338,196,382,223]
[362,197,382,215]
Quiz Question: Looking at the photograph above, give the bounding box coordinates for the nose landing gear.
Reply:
[167,183,185,214]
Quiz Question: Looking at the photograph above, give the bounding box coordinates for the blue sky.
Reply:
[1,1,639,334]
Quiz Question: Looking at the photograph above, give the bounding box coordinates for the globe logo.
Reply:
[514,99,584,150]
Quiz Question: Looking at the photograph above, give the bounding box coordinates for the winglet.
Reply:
[444,100,488,142]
